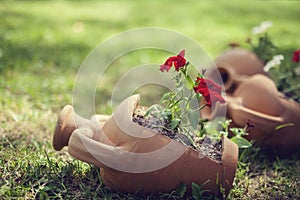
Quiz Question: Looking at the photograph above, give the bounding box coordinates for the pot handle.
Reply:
[68,114,119,170]
[68,127,109,169]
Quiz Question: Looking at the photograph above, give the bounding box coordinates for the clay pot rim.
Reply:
[211,62,236,91]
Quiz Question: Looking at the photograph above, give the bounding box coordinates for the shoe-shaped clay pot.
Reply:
[225,74,300,154]
[54,95,239,197]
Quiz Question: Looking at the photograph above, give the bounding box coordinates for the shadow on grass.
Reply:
[0,33,90,73]
[0,9,92,74]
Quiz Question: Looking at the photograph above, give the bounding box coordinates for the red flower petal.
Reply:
[174,56,186,71]
[292,50,300,63]
[160,50,186,72]
[159,64,172,72]
[210,91,226,104]
[178,50,185,57]
[193,77,225,107]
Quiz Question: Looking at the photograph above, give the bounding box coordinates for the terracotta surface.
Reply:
[208,48,267,93]
[52,105,102,151]
[201,48,267,120]
[225,75,300,153]
[202,48,300,154]
[53,95,239,196]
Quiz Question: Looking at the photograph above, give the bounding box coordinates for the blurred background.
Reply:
[0,1,299,199]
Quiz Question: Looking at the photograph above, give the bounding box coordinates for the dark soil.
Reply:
[195,137,222,162]
[132,107,222,162]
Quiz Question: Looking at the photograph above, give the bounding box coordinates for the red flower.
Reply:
[292,50,300,63]
[160,50,186,72]
[193,77,226,107]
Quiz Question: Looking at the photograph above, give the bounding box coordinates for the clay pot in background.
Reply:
[53,95,239,196]
[201,48,300,154]
[201,48,267,119]
[225,75,300,154]
[209,48,267,93]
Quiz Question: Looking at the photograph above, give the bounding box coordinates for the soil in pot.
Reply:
[132,107,223,162]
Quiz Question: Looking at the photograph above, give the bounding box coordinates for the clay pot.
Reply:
[208,48,267,93]
[201,48,300,154]
[201,48,267,120]
[53,95,238,196]
[52,105,105,151]
[224,74,300,154]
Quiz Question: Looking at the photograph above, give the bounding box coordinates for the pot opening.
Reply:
[220,68,229,84]
[210,66,237,94]
[132,106,223,162]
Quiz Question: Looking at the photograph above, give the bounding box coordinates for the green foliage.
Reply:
[230,128,252,149]
[192,183,203,200]
[275,123,294,131]
[174,182,186,198]
[269,57,300,102]
[230,136,252,149]
[245,22,300,103]
[185,75,195,90]
[203,120,252,148]
[249,33,278,64]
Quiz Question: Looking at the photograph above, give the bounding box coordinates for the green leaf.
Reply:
[230,127,248,137]
[170,118,180,129]
[219,119,232,131]
[160,92,171,104]
[185,75,194,90]
[169,99,181,109]
[206,126,219,137]
[219,131,228,138]
[192,182,202,200]
[230,136,252,148]
[175,182,186,198]
[162,109,172,117]
[144,104,160,117]
[275,123,294,131]
[187,110,199,130]
[185,61,190,67]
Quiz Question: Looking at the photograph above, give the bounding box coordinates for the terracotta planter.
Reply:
[53,95,238,196]
[208,48,267,93]
[224,75,300,154]
[201,48,267,119]
[201,48,300,154]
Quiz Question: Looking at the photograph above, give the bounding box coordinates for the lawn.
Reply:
[1,0,300,199]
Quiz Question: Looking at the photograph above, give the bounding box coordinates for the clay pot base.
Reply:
[68,127,237,196]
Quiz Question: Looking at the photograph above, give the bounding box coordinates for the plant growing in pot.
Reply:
[53,50,244,197]
[203,21,300,155]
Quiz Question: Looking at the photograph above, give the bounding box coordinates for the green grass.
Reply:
[1,0,300,199]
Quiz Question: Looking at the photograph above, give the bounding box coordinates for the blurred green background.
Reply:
[1,1,299,199]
